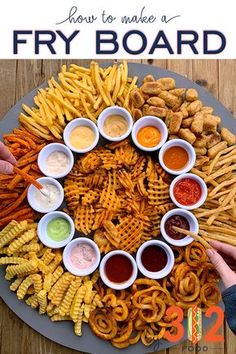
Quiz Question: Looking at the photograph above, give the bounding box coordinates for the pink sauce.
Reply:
[70,243,96,269]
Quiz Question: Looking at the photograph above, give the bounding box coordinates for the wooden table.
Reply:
[0,59,236,354]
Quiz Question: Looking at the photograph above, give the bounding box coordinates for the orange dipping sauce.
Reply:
[163,146,189,170]
[137,126,161,148]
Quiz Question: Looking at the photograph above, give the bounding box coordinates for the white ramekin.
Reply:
[136,240,175,279]
[27,177,64,213]
[37,211,75,249]
[63,238,101,276]
[97,106,133,142]
[63,118,99,153]
[37,143,74,179]
[169,173,208,210]
[160,208,199,247]
[99,250,138,290]
[131,116,168,152]
[159,139,196,175]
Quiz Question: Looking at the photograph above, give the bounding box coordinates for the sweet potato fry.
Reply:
[13,167,43,191]
[0,188,28,218]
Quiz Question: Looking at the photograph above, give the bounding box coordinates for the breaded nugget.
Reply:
[191,112,204,134]
[203,115,221,132]
[169,88,186,97]
[201,106,214,114]
[143,74,155,82]
[141,82,161,95]
[206,132,221,149]
[158,91,179,108]
[181,118,193,128]
[169,112,183,134]
[147,106,166,118]
[178,128,196,145]
[156,77,175,91]
[221,127,236,146]
[187,100,203,116]
[147,97,165,107]
[194,147,207,156]
[193,135,208,148]
[130,89,145,108]
[186,88,198,102]
[133,108,142,121]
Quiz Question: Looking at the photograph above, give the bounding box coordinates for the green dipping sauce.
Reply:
[47,217,71,241]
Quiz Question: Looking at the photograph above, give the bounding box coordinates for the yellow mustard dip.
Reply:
[69,126,95,149]
[103,115,128,137]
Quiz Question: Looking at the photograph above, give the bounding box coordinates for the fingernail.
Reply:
[206,248,216,256]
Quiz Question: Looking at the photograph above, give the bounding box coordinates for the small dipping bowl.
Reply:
[63,238,101,276]
[160,208,199,247]
[63,118,99,153]
[97,106,133,142]
[37,143,74,179]
[159,139,196,175]
[131,116,168,152]
[169,173,208,210]
[27,177,64,213]
[100,250,138,290]
[37,211,75,248]
[136,240,174,279]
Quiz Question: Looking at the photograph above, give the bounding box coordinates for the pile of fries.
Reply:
[0,127,46,229]
[89,242,220,348]
[19,61,137,140]
[64,139,173,254]
[0,220,103,336]
[193,145,236,246]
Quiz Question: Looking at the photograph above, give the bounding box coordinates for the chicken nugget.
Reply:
[169,112,183,134]
[186,88,198,102]
[206,132,221,149]
[191,112,204,134]
[203,114,221,132]
[178,128,196,145]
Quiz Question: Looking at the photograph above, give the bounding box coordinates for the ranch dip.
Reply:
[35,183,61,209]
[46,151,70,174]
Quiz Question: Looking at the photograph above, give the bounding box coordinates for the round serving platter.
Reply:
[0,62,232,353]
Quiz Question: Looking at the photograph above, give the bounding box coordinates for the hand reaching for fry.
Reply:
[0,141,17,174]
[207,240,236,289]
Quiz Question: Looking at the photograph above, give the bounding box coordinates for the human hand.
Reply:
[0,141,17,174]
[206,240,236,289]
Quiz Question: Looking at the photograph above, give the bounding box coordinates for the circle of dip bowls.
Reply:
[131,116,168,152]
[136,240,175,279]
[159,138,196,175]
[97,106,133,142]
[27,176,64,213]
[63,118,99,153]
[63,238,101,276]
[99,250,138,290]
[169,173,208,210]
[37,211,75,249]
[37,142,74,179]
[160,208,199,247]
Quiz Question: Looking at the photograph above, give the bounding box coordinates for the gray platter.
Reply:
[0,62,232,354]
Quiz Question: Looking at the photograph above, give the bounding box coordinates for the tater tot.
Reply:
[186,88,198,102]
[169,112,183,134]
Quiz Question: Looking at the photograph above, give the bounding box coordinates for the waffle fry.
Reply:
[65,142,172,253]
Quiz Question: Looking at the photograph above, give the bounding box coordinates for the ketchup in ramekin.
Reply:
[170,173,207,210]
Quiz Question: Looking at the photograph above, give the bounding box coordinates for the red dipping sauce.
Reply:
[105,254,133,283]
[141,245,168,272]
[173,178,202,206]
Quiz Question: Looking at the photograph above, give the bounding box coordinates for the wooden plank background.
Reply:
[0,59,236,354]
